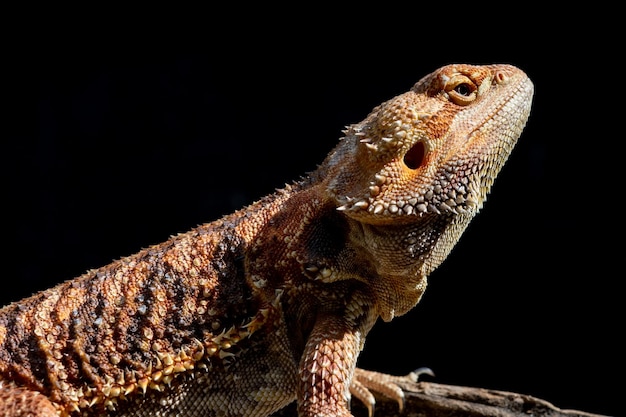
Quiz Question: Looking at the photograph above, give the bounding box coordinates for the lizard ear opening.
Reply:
[403,141,425,170]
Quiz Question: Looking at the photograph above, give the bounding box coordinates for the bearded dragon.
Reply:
[0,63,534,417]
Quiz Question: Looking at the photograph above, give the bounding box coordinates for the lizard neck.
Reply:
[246,177,472,322]
[351,212,474,321]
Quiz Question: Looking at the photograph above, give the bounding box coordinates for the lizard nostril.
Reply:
[403,141,425,170]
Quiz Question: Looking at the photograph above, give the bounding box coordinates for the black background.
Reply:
[4,11,623,417]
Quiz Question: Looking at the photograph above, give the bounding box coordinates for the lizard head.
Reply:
[324,64,533,226]
[322,64,532,319]
[310,64,533,320]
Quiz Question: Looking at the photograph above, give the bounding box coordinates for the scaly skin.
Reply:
[0,64,533,417]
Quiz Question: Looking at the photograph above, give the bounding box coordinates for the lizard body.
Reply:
[0,64,533,417]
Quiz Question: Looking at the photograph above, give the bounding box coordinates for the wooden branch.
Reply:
[271,381,608,417]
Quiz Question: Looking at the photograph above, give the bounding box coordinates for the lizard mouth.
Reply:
[403,141,426,170]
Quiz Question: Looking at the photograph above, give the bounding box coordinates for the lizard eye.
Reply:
[455,83,472,96]
[445,75,477,106]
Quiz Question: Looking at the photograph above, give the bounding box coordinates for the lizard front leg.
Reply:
[295,296,432,417]
[298,313,362,417]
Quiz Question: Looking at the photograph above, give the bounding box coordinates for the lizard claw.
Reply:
[350,366,434,416]
[406,366,435,382]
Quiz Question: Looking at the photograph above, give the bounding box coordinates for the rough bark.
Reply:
[272,381,609,417]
